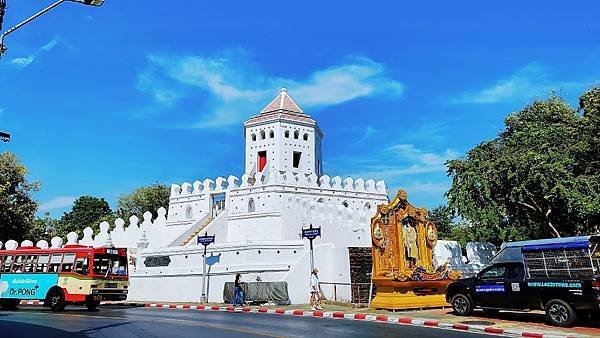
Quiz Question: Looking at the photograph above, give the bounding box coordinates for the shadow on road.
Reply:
[0,319,87,338]
[443,308,600,329]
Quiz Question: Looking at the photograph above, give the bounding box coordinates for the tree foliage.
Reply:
[0,151,39,242]
[55,196,112,237]
[446,88,600,244]
[116,182,170,221]
[427,205,455,240]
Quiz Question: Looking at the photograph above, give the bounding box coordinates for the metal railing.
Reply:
[319,282,374,307]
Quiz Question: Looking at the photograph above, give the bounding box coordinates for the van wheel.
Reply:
[47,288,66,312]
[452,294,473,316]
[0,299,20,310]
[545,299,576,327]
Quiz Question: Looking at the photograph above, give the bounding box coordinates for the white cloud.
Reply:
[331,143,458,183]
[8,36,61,69]
[40,38,60,52]
[137,52,404,128]
[38,196,76,212]
[452,62,583,104]
[136,71,184,106]
[10,56,35,68]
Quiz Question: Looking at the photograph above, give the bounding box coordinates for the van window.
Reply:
[480,266,506,279]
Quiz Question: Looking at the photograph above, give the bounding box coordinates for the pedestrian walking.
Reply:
[310,268,323,311]
[232,273,245,306]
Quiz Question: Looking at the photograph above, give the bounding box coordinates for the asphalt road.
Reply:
[0,305,488,338]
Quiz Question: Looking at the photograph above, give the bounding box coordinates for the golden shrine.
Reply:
[370,190,461,310]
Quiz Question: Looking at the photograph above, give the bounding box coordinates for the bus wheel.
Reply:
[85,297,101,311]
[0,299,20,310]
[545,299,576,327]
[47,288,66,312]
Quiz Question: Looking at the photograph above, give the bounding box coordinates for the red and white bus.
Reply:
[0,244,128,311]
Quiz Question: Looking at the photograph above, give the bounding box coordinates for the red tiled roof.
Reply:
[261,88,304,115]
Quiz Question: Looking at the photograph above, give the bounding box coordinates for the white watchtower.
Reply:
[244,88,323,176]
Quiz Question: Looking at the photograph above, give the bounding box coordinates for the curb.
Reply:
[136,302,576,338]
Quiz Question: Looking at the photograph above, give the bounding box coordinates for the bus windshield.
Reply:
[93,254,128,276]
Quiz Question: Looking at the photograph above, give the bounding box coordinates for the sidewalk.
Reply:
[110,300,599,337]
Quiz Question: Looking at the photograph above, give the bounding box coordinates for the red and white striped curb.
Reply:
[140,303,577,338]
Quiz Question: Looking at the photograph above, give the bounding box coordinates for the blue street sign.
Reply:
[206,254,220,266]
[197,235,215,246]
[302,227,321,240]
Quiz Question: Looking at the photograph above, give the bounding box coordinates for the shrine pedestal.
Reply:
[370,280,450,310]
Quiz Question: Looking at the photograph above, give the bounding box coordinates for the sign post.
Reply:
[197,234,215,303]
[301,224,321,276]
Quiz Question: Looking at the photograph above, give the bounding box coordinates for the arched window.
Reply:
[294,130,299,139]
[284,130,290,138]
[269,130,274,138]
[251,133,256,141]
[185,206,193,219]
[303,133,309,141]
[317,198,325,203]
[365,202,372,211]
[248,198,255,213]
[260,130,266,140]
[342,201,349,208]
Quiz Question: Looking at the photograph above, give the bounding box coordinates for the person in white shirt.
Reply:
[310,268,323,310]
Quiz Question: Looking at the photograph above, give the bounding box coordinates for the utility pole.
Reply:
[0,0,6,31]
[0,0,104,57]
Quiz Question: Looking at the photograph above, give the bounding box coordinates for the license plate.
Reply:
[93,295,102,301]
[105,283,117,288]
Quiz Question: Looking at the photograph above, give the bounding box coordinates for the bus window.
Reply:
[49,253,63,273]
[93,254,127,276]
[93,256,110,275]
[62,253,76,272]
[36,254,50,272]
[24,254,38,272]
[0,255,11,272]
[11,255,26,273]
[74,257,89,275]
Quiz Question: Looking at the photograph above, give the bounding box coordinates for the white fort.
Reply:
[0,89,497,303]
[115,88,388,303]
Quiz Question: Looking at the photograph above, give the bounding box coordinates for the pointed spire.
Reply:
[260,87,304,114]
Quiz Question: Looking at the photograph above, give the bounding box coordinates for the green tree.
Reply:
[427,205,455,240]
[28,212,59,241]
[0,151,39,242]
[116,182,170,221]
[446,89,600,244]
[55,196,112,237]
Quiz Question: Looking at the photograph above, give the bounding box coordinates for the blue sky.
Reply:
[1,1,599,217]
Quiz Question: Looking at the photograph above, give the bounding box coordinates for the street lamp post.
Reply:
[0,0,104,57]
[0,131,9,142]
[197,234,216,303]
